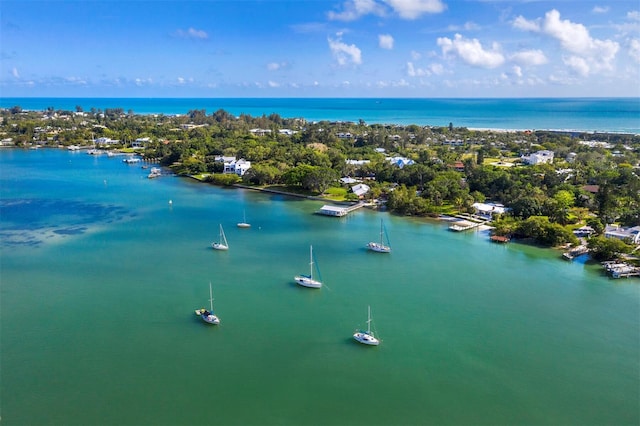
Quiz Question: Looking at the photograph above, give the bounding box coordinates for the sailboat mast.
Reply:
[309,245,314,279]
[367,305,372,334]
[380,220,384,245]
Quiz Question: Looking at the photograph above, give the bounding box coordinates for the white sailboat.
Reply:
[211,224,229,250]
[237,210,251,228]
[294,245,322,288]
[353,305,379,346]
[367,219,391,253]
[195,282,220,325]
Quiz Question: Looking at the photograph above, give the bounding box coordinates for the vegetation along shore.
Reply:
[2,105,639,275]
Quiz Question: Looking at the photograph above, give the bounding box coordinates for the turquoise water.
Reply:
[1,149,639,425]
[2,97,639,133]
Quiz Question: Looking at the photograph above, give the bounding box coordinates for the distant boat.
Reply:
[237,210,251,228]
[367,219,391,253]
[353,306,379,346]
[211,224,229,250]
[148,167,161,178]
[195,282,220,325]
[294,245,322,288]
[122,156,140,164]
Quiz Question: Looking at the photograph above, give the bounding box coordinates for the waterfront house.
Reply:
[223,158,251,176]
[351,183,370,198]
[132,137,150,148]
[472,202,509,219]
[95,137,119,146]
[573,226,595,238]
[604,225,640,244]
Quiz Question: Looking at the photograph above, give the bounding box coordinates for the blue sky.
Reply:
[2,0,639,97]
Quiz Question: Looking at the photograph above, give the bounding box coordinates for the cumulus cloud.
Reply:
[268,81,280,88]
[510,49,548,66]
[592,6,609,14]
[327,0,385,21]
[328,33,362,66]
[383,0,446,19]
[513,9,619,75]
[437,34,504,68]
[328,0,445,21]
[512,65,523,78]
[407,62,428,77]
[563,56,590,76]
[379,34,394,49]
[173,27,208,39]
[11,67,19,78]
[628,11,640,21]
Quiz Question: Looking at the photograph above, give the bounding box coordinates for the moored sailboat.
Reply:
[211,224,229,250]
[353,305,379,345]
[237,210,251,228]
[195,282,220,325]
[367,219,391,253]
[294,245,322,288]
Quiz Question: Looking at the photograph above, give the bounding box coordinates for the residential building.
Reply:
[521,150,554,165]
[604,225,640,244]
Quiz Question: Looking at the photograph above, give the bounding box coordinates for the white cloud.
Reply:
[11,67,19,78]
[628,11,640,21]
[629,39,640,63]
[410,50,422,60]
[135,78,152,86]
[407,62,428,77]
[447,21,480,32]
[174,27,208,39]
[513,9,619,75]
[430,63,444,75]
[512,15,540,32]
[328,33,362,66]
[268,81,280,88]
[510,49,548,66]
[563,56,590,77]
[379,34,394,49]
[267,62,289,71]
[592,6,609,14]
[383,0,446,19]
[512,65,522,78]
[437,34,504,69]
[327,0,385,21]
[176,77,185,85]
[406,62,444,77]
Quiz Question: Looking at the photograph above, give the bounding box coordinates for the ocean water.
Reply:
[2,97,639,133]
[1,148,638,425]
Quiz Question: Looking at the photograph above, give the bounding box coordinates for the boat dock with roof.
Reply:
[316,202,365,217]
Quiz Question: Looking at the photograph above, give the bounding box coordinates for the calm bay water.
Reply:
[2,97,640,133]
[1,149,639,425]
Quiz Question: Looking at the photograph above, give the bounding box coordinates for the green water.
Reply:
[1,149,639,425]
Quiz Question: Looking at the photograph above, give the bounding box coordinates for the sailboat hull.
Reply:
[211,243,229,250]
[294,275,322,288]
[353,331,379,345]
[367,242,391,253]
[195,309,220,325]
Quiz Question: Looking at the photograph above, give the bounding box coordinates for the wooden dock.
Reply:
[603,261,640,278]
[562,245,589,260]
